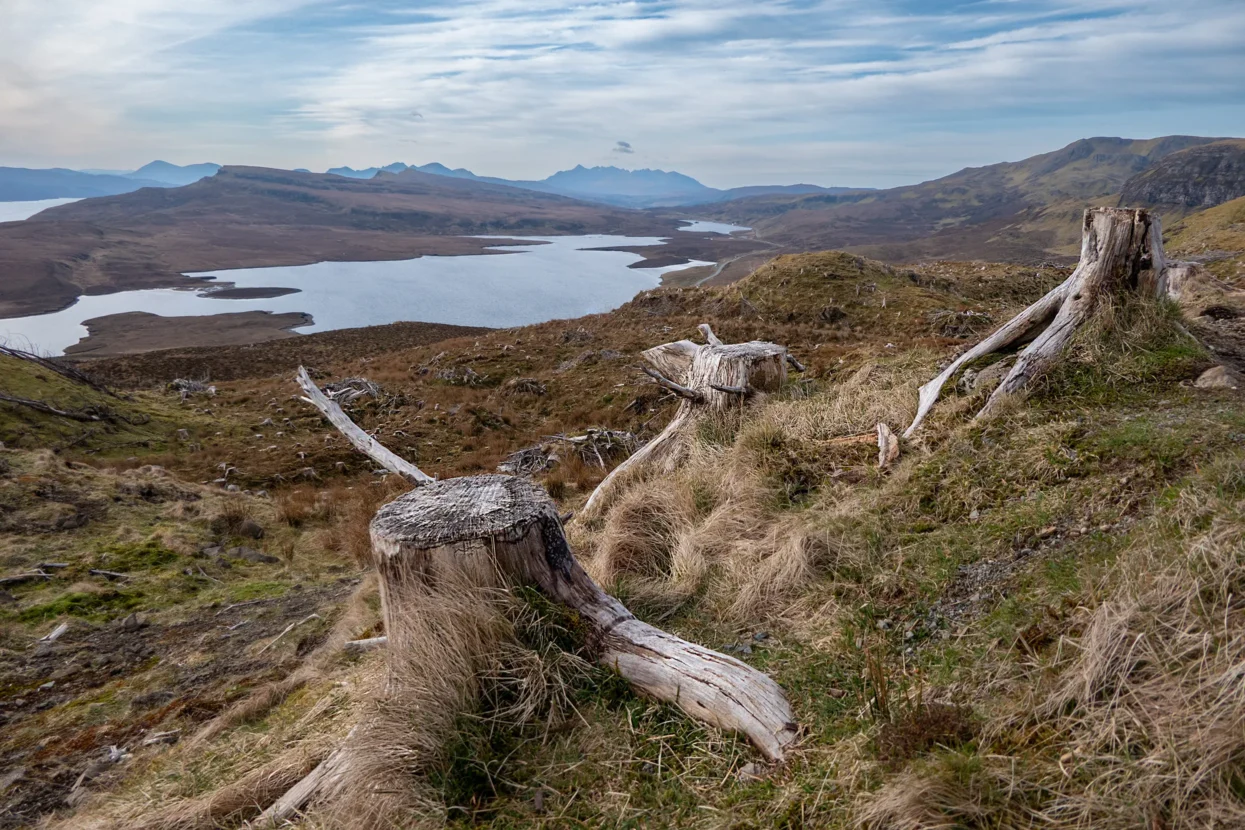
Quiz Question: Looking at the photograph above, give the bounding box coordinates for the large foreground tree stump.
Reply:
[371,474,799,761]
[905,207,1183,436]
[582,324,797,518]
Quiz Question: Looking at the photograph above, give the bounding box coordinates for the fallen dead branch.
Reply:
[296,366,433,485]
[0,391,103,422]
[258,613,321,655]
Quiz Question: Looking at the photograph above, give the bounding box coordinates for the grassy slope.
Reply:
[3,241,1242,829]
[1167,194,1245,284]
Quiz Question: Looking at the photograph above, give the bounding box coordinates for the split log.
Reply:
[296,366,433,485]
[582,324,794,518]
[876,423,899,469]
[371,474,799,762]
[905,208,1187,436]
[342,635,388,653]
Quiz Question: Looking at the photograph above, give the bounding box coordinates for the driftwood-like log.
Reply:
[582,324,792,518]
[905,208,1184,436]
[343,635,388,653]
[253,734,355,826]
[371,475,799,761]
[296,366,433,485]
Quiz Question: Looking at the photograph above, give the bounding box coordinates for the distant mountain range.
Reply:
[326,162,859,208]
[0,161,221,201]
[2,157,849,209]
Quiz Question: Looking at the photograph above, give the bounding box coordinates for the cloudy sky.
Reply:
[2,0,1242,188]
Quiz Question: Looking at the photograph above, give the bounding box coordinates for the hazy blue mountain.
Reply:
[127,160,221,186]
[326,161,856,207]
[0,167,165,201]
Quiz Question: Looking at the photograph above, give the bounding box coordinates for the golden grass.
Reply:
[579,356,926,626]
[857,463,1245,829]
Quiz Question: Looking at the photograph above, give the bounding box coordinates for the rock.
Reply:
[819,305,847,323]
[214,556,232,570]
[176,429,190,441]
[236,518,265,539]
[197,545,221,558]
[737,762,767,781]
[121,613,142,632]
[752,631,769,641]
[722,642,753,656]
[227,546,280,565]
[1195,365,1241,390]
[225,484,240,493]
[972,359,1014,392]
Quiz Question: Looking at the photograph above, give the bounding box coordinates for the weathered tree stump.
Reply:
[905,207,1186,436]
[371,474,799,761]
[582,324,796,518]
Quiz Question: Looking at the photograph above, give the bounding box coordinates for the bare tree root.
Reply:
[905,207,1191,437]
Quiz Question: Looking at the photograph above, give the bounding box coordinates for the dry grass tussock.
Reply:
[858,461,1245,830]
[305,573,594,828]
[580,355,927,625]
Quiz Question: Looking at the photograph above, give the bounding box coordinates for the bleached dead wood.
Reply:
[370,475,798,762]
[40,622,70,642]
[905,208,1190,436]
[257,613,321,655]
[581,324,795,519]
[295,366,433,485]
[0,571,51,586]
[877,423,899,469]
[0,391,101,422]
[252,736,355,827]
[343,635,387,653]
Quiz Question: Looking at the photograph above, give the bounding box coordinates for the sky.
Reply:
[1,0,1243,189]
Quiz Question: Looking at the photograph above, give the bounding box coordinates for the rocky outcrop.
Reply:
[1119,140,1245,212]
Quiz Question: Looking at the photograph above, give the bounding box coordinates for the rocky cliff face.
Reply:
[1119,140,1245,211]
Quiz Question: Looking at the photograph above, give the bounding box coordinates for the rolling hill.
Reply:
[0,162,220,202]
[0,167,166,202]
[699,136,1245,263]
[0,166,713,317]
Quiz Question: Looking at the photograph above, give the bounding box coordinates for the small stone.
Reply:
[968,508,980,521]
[225,484,240,493]
[38,681,55,691]
[737,762,766,781]
[752,631,769,641]
[197,545,221,558]
[214,556,232,569]
[227,546,280,565]
[1195,365,1241,390]
[236,518,265,539]
[121,613,141,632]
[176,429,190,441]
[877,618,893,631]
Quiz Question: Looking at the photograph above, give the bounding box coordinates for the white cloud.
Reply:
[1,0,1242,185]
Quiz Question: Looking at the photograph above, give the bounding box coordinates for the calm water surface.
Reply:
[0,235,714,354]
[0,198,82,222]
